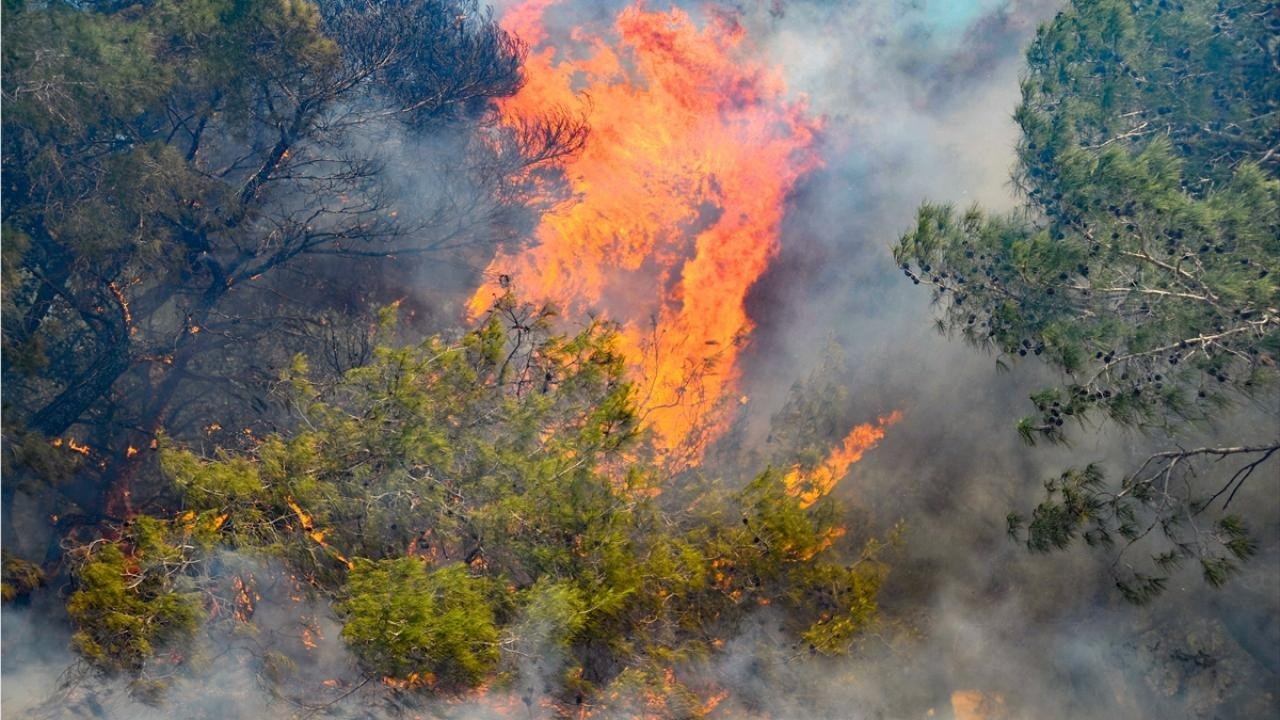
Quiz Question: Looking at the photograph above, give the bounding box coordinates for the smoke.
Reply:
[728,1,1280,718]
[5,1,1278,718]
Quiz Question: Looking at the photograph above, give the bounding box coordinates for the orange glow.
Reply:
[125,445,138,457]
[951,690,1007,720]
[784,411,903,508]
[107,281,135,335]
[286,496,353,569]
[231,575,255,622]
[383,671,435,690]
[51,437,92,456]
[470,2,821,467]
[701,689,729,715]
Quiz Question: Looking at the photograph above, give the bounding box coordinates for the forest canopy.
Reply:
[894,0,1279,602]
[59,298,894,704]
[2,0,1279,717]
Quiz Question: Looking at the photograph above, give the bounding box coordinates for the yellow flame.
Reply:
[783,411,903,508]
[286,496,353,569]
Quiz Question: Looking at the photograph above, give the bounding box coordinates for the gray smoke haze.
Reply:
[5,1,1278,718]
[732,1,1280,718]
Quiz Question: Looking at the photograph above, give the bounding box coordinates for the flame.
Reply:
[383,671,435,690]
[208,512,229,532]
[231,575,255,622]
[784,411,903,508]
[51,437,92,456]
[701,689,729,715]
[107,281,135,335]
[285,496,353,569]
[470,2,820,466]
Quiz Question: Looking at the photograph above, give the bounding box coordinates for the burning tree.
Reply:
[62,298,895,711]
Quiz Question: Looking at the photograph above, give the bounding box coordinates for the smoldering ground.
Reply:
[5,1,1278,718]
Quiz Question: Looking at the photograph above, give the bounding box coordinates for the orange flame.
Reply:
[470,2,821,467]
[301,625,319,651]
[383,671,435,690]
[285,496,353,569]
[231,575,255,622]
[51,437,92,456]
[208,512,229,532]
[784,411,903,508]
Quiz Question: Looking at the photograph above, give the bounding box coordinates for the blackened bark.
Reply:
[29,343,131,437]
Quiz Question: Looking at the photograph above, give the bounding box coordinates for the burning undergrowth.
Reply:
[8,295,900,718]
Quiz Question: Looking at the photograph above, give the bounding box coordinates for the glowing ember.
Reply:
[285,496,353,569]
[231,575,255,622]
[470,1,821,466]
[383,671,435,690]
[51,437,92,456]
[301,624,319,651]
[783,412,903,508]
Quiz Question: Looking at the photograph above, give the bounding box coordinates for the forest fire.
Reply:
[470,0,822,466]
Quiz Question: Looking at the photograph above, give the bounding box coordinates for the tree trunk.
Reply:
[29,345,132,437]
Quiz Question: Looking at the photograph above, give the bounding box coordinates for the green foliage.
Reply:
[112,299,894,702]
[340,559,499,687]
[1,551,45,602]
[763,343,854,468]
[66,525,204,674]
[894,0,1279,598]
[1,0,575,554]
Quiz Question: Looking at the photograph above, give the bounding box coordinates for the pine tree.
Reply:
[894,0,1279,600]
